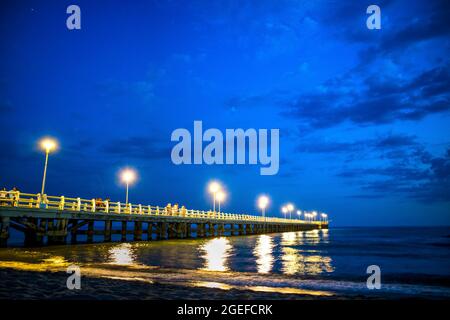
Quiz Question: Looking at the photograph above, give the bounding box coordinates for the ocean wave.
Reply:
[78,263,450,299]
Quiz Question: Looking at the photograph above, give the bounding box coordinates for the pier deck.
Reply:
[0,192,327,246]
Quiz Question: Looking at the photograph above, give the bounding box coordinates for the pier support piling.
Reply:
[218,223,225,236]
[104,220,112,242]
[157,222,167,240]
[186,223,192,238]
[147,223,153,240]
[24,218,42,246]
[134,221,142,241]
[0,217,9,247]
[238,224,244,236]
[121,221,127,241]
[70,219,78,244]
[86,220,94,243]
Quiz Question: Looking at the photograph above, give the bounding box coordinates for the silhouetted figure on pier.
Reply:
[95,198,105,209]
[0,188,7,206]
[6,187,19,206]
[166,203,172,215]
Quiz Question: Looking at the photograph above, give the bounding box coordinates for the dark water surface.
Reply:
[1,227,450,298]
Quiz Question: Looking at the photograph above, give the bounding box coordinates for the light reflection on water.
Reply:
[108,243,135,265]
[199,237,233,271]
[281,231,334,275]
[0,230,335,297]
[281,231,297,246]
[0,255,69,272]
[0,230,334,277]
[3,228,450,298]
[321,229,329,241]
[196,231,333,276]
[253,235,274,274]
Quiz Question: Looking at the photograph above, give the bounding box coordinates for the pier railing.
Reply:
[0,191,325,225]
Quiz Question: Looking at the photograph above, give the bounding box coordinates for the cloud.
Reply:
[282,63,450,128]
[224,90,288,110]
[101,136,170,160]
[339,0,450,58]
[297,132,449,202]
[374,1,449,53]
[297,140,365,154]
[171,53,192,64]
[221,0,450,128]
[96,79,154,103]
[373,134,417,149]
[297,133,418,154]
[338,146,450,202]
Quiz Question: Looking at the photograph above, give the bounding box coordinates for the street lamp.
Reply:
[120,168,137,204]
[312,211,317,221]
[287,203,294,219]
[208,181,221,212]
[297,210,302,220]
[282,206,288,219]
[216,190,226,214]
[258,195,269,219]
[321,213,327,222]
[39,137,58,195]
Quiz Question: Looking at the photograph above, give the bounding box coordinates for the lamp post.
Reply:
[39,137,57,195]
[258,195,269,219]
[282,206,288,219]
[312,211,317,221]
[120,168,137,204]
[208,181,221,212]
[287,203,294,219]
[216,190,226,214]
[321,213,327,222]
[297,210,302,220]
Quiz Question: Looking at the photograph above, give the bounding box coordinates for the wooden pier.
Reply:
[0,192,328,247]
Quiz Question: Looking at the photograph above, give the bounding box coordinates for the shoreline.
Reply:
[0,268,349,300]
[2,267,449,300]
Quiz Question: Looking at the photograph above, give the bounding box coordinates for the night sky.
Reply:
[0,0,449,226]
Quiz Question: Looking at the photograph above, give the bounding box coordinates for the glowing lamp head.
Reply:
[121,168,137,184]
[40,137,57,153]
[297,210,302,216]
[282,206,288,214]
[208,181,221,194]
[216,190,226,202]
[321,213,327,218]
[258,195,269,210]
[287,203,294,211]
[313,211,317,217]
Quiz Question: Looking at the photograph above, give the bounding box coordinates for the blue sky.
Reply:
[0,0,449,226]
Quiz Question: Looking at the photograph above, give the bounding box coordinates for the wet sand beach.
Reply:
[0,269,343,300]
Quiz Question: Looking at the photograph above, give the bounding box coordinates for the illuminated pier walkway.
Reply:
[0,192,327,247]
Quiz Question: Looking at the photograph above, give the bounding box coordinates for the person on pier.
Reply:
[166,203,172,216]
[8,187,19,206]
[0,187,7,206]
